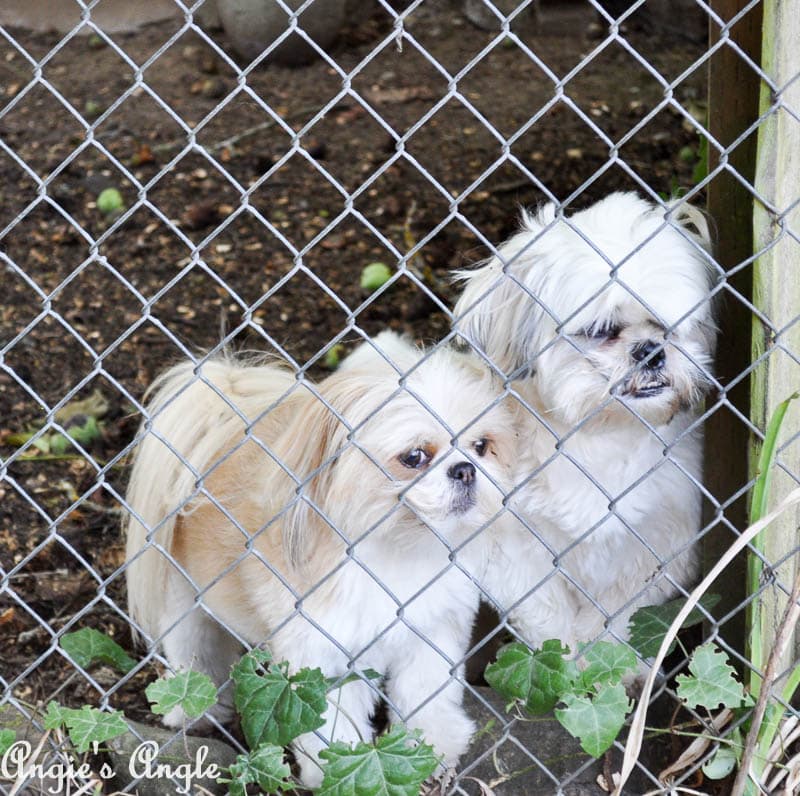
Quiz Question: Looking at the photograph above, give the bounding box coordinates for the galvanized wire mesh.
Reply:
[1,0,798,793]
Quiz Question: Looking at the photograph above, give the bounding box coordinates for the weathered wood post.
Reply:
[749,0,800,681]
[705,0,762,647]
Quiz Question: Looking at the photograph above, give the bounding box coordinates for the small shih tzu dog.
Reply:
[124,338,516,786]
[454,192,717,654]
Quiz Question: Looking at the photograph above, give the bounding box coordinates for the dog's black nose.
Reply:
[448,461,476,485]
[631,340,665,369]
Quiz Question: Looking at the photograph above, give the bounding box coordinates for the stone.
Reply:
[0,0,219,35]
[461,0,540,34]
[0,705,240,795]
[105,719,239,796]
[459,686,669,795]
[216,0,346,66]
[460,687,599,795]
[0,704,94,793]
[592,0,707,43]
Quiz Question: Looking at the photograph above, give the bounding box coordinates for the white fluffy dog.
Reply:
[453,192,717,653]
[124,341,516,786]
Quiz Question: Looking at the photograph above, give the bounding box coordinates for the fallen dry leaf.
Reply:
[364,85,436,105]
[0,607,16,626]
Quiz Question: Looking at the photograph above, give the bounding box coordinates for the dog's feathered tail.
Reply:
[123,355,295,641]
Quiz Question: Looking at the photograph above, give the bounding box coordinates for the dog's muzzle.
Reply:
[448,461,476,513]
[631,339,666,370]
[626,339,670,398]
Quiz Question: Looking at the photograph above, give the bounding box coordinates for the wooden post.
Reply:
[704,0,762,647]
[750,0,800,678]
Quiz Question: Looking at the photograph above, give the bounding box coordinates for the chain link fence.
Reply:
[1,0,798,793]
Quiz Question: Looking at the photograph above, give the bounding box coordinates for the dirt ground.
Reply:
[0,0,713,786]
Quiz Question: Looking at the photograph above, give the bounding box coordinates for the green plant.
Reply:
[146,670,218,719]
[227,649,438,794]
[675,644,748,712]
[691,135,709,185]
[225,744,293,795]
[733,392,800,795]
[0,729,17,755]
[485,638,632,757]
[745,392,798,694]
[43,628,141,752]
[44,702,129,754]
[607,397,800,795]
[666,122,708,198]
[677,396,800,795]
[484,595,724,761]
[46,630,439,795]
[61,627,135,674]
[317,726,438,796]
[4,390,107,458]
[324,343,344,370]
[231,649,328,750]
[627,593,721,658]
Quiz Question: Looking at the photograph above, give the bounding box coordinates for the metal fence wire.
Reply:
[0,0,798,794]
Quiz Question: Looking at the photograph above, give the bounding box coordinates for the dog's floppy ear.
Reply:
[274,372,372,571]
[453,204,556,376]
[670,200,713,253]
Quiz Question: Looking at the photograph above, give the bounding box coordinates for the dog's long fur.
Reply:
[454,192,717,652]
[124,340,516,786]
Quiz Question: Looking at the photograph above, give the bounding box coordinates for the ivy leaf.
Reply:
[628,593,721,658]
[703,742,738,779]
[327,668,382,690]
[317,726,438,796]
[231,649,327,748]
[555,682,632,758]
[43,701,70,730]
[145,670,218,719]
[0,729,15,756]
[676,643,746,711]
[226,744,293,795]
[60,628,136,674]
[65,707,129,753]
[485,640,577,715]
[579,641,638,689]
[43,702,128,753]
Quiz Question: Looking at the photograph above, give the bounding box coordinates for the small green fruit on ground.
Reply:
[360,262,392,291]
[97,188,125,215]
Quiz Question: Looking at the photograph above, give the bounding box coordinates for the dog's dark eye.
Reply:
[586,324,622,341]
[474,438,489,457]
[399,447,431,469]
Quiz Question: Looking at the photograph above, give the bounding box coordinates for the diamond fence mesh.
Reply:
[0,0,798,794]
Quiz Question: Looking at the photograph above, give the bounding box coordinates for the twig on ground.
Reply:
[9,728,53,796]
[402,200,445,294]
[658,708,734,781]
[762,716,800,786]
[151,103,350,156]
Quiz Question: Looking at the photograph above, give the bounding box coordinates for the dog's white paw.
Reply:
[411,707,475,769]
[161,700,234,732]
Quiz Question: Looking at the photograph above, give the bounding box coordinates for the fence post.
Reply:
[750,0,800,677]
[704,0,762,648]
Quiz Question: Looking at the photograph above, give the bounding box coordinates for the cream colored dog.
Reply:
[124,340,516,786]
